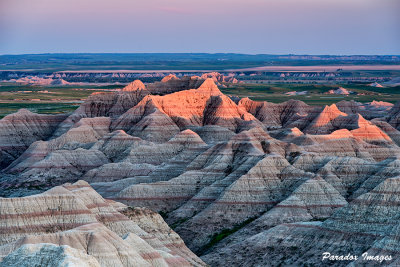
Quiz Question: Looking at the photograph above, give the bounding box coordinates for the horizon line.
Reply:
[1,52,400,57]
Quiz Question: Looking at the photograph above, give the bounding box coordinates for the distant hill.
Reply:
[0,53,399,72]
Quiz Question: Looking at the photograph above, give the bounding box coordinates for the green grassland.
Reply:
[0,103,80,118]
[0,84,120,100]
[0,82,399,119]
[221,83,400,105]
[0,84,120,118]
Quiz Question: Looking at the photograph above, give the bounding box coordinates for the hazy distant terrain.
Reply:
[0,54,399,117]
[1,53,399,72]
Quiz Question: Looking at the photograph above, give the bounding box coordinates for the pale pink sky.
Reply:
[0,0,399,54]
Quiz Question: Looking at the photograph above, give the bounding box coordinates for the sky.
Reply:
[0,0,399,55]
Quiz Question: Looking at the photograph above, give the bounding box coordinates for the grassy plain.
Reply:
[221,83,400,105]
[0,84,119,118]
[0,81,399,118]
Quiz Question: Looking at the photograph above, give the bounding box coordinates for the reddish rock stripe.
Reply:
[222,191,344,195]
[103,137,137,140]
[140,251,163,260]
[117,184,209,187]
[85,203,111,209]
[164,257,190,265]
[95,214,131,223]
[214,201,279,205]
[284,192,346,195]
[0,223,90,234]
[165,242,186,248]
[275,204,346,208]
[112,196,192,201]
[0,209,92,219]
[189,198,217,202]
[29,165,102,169]
[1,195,77,201]
[140,236,155,240]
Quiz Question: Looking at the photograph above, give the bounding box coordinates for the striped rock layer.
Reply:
[0,180,206,267]
[1,76,400,266]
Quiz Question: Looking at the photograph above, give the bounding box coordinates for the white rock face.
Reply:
[0,181,206,267]
[1,243,100,267]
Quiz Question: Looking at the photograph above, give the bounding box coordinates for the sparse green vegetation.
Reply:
[171,218,189,229]
[0,84,120,118]
[158,210,168,218]
[199,216,258,255]
[221,82,400,105]
[1,80,399,118]
[0,103,79,118]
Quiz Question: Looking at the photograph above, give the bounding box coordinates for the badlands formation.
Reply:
[1,75,400,265]
[0,180,205,266]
